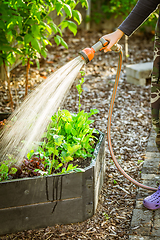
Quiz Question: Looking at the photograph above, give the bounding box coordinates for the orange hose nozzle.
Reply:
[79,47,95,63]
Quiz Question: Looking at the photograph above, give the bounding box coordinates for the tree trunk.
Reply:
[3,61,14,111]
[25,57,30,96]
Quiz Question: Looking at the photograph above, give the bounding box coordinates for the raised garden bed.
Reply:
[0,112,11,121]
[0,130,105,236]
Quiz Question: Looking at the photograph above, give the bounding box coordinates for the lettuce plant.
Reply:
[0,156,17,181]
[27,71,99,175]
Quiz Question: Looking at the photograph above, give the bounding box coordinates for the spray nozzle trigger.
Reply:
[91,37,109,52]
[98,37,122,53]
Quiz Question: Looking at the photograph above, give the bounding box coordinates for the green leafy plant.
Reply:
[15,0,88,95]
[27,71,99,176]
[0,156,17,181]
[91,0,158,30]
[138,159,143,164]
[28,107,99,175]
[101,0,137,19]
[76,70,85,112]
[109,159,114,165]
[0,0,88,107]
[113,179,117,185]
[103,212,110,220]
[0,1,20,110]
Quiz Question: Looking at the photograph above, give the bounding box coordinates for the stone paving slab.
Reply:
[129,236,157,240]
[126,62,153,86]
[129,128,160,239]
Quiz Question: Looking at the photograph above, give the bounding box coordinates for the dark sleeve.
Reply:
[118,0,160,36]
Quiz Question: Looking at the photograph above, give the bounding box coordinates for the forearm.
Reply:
[102,0,159,51]
[118,0,160,36]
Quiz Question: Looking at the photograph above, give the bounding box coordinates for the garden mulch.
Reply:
[0,30,156,239]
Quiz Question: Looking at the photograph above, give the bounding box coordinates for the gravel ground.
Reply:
[0,30,155,239]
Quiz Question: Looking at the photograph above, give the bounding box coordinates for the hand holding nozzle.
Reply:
[91,37,122,52]
[79,37,122,63]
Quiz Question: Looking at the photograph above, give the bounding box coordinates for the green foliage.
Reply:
[103,212,110,220]
[137,159,143,164]
[101,0,137,19]
[113,179,117,185]
[28,107,99,175]
[27,71,99,175]
[91,0,158,30]
[0,0,88,67]
[76,70,85,112]
[0,156,17,181]
[141,11,159,31]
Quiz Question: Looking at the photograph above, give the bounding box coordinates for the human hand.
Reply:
[102,29,124,52]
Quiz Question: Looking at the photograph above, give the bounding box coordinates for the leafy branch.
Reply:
[0,0,88,108]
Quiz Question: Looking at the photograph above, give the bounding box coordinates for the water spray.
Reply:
[79,37,157,191]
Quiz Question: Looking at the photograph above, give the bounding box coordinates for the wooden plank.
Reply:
[0,198,83,235]
[46,172,82,201]
[95,132,105,183]
[94,133,105,184]
[94,165,105,213]
[0,172,82,208]
[0,177,46,208]
[82,167,94,221]
[93,133,105,212]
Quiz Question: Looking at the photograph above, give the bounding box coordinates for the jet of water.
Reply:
[0,56,85,165]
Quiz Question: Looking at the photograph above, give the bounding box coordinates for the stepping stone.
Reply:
[126,62,153,86]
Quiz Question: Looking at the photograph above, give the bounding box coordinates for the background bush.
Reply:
[91,0,158,31]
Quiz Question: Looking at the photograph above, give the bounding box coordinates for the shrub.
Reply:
[91,0,158,31]
[0,0,88,106]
